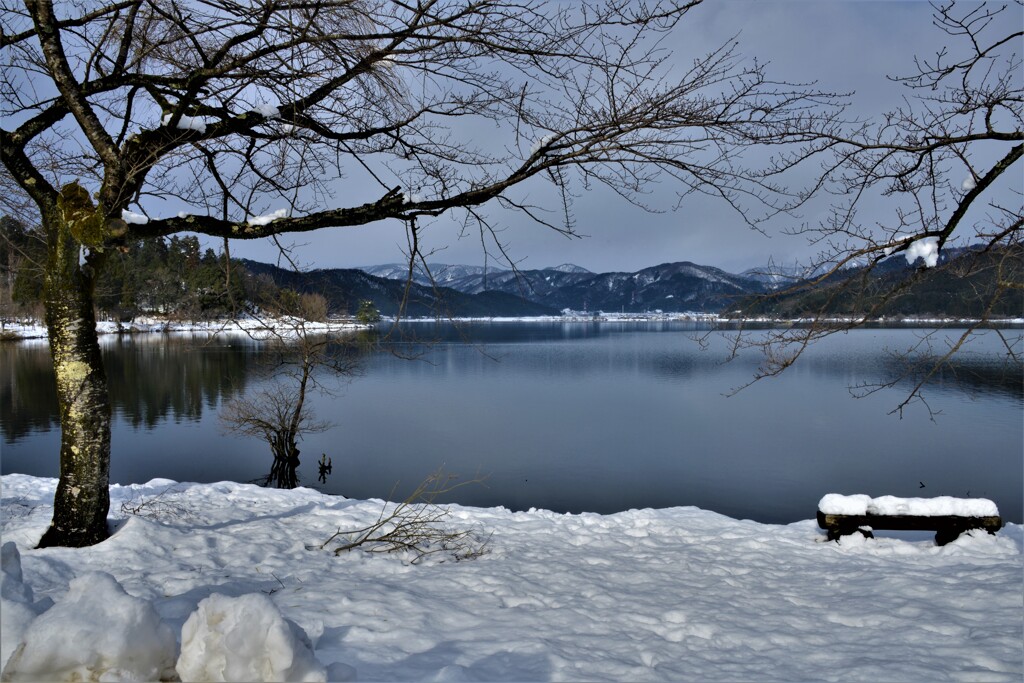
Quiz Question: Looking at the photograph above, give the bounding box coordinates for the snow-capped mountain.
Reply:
[360,261,764,313]
[540,262,764,313]
[740,261,818,289]
[546,263,593,274]
[358,263,497,286]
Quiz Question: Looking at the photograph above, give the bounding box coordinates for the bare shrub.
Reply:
[119,487,193,523]
[319,470,490,564]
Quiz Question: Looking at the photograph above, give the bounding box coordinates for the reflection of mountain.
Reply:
[365,323,1024,404]
[1,337,259,443]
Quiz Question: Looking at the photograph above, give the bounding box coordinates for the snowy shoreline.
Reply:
[3,313,1022,341]
[2,474,1021,681]
[0,316,367,341]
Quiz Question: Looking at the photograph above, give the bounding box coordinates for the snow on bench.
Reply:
[817,494,1002,545]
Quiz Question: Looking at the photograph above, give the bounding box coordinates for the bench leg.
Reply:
[936,523,975,546]
[827,524,873,542]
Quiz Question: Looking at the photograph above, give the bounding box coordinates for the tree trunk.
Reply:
[36,209,111,548]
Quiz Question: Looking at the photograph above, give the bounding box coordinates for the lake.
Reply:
[2,322,1021,524]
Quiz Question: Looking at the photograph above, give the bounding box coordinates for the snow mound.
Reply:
[176,593,328,682]
[0,543,51,672]
[819,494,999,517]
[0,543,31,604]
[1,571,177,682]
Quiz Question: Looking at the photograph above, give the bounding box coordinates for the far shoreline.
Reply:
[3,312,1022,342]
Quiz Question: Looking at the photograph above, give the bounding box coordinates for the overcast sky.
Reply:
[224,1,1012,275]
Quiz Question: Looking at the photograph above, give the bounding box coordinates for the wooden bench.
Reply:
[817,494,1002,546]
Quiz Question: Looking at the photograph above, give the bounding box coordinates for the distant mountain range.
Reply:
[240,260,558,317]
[242,245,1022,319]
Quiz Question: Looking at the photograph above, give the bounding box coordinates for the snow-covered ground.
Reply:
[1,475,1021,681]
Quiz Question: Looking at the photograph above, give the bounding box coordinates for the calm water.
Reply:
[2,322,1021,523]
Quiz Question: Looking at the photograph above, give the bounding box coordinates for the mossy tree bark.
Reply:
[36,199,111,548]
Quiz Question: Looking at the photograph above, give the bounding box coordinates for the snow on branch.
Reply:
[121,209,149,225]
[252,104,280,118]
[530,134,555,156]
[161,114,208,134]
[246,208,289,227]
[904,237,939,268]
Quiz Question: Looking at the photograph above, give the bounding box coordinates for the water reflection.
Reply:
[0,342,59,442]
[1,335,259,443]
[371,322,1023,403]
[3,324,1021,524]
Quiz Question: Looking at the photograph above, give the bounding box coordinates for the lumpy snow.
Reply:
[247,208,288,226]
[819,493,1000,517]
[905,236,940,267]
[161,113,208,133]
[1,569,177,682]
[1,475,1021,682]
[120,209,149,225]
[176,593,327,682]
[252,104,281,118]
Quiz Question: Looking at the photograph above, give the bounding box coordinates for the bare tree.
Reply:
[221,293,356,489]
[727,0,1022,415]
[1,0,838,546]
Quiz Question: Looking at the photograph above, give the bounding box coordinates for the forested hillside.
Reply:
[1,216,305,321]
[738,246,1023,320]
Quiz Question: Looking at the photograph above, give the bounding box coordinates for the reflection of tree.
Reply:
[103,337,257,429]
[865,338,1024,407]
[1,337,259,443]
[0,343,59,442]
[221,316,364,490]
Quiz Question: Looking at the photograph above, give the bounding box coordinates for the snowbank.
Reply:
[0,315,365,341]
[0,543,50,671]
[5,314,1022,341]
[1,475,1021,682]
[177,593,326,682]
[1,571,177,681]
